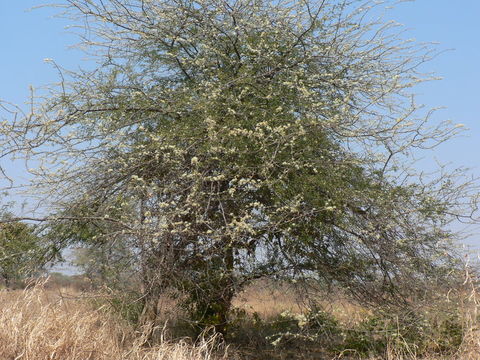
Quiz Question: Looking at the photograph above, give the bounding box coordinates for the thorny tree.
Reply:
[0,0,478,334]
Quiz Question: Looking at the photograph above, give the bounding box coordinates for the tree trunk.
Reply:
[3,274,10,289]
[138,284,162,344]
[213,243,235,337]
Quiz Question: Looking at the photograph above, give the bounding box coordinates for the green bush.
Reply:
[339,307,465,357]
[91,291,144,325]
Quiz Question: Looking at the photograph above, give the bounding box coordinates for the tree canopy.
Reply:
[0,215,46,287]
[0,0,477,333]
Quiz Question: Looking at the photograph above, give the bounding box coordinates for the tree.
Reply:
[0,216,45,288]
[0,0,476,334]
[72,242,135,287]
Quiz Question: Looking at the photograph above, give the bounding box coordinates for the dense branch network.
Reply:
[0,0,478,331]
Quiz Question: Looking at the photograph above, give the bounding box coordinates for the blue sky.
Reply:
[387,1,480,169]
[0,2,79,103]
[1,0,480,245]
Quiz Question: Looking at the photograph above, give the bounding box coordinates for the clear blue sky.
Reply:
[0,2,80,104]
[1,0,480,244]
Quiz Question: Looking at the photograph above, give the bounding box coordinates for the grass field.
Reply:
[2,278,480,360]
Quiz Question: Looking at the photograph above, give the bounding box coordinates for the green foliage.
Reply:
[72,243,135,290]
[305,308,341,340]
[338,306,465,357]
[261,308,340,347]
[436,311,464,352]
[341,312,399,356]
[0,217,46,287]
[108,294,145,325]
[91,290,144,325]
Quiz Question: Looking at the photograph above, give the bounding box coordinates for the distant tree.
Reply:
[72,243,135,287]
[0,0,476,334]
[46,200,138,289]
[0,217,45,288]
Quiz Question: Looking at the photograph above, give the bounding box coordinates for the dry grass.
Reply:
[233,280,369,326]
[233,281,304,318]
[3,278,480,360]
[233,280,480,360]
[0,282,231,360]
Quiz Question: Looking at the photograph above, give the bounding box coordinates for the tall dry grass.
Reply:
[232,278,480,360]
[3,276,480,360]
[233,280,369,326]
[0,282,231,360]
